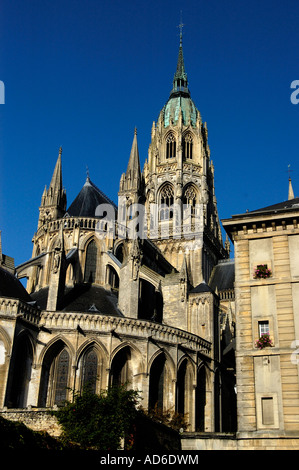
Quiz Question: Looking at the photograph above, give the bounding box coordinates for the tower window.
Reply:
[166,133,176,159]
[183,185,197,217]
[160,184,174,220]
[183,133,193,160]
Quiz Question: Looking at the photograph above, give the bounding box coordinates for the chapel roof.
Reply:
[66,177,117,218]
[31,283,122,316]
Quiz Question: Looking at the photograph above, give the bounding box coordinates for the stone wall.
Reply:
[181,432,299,450]
[0,409,62,437]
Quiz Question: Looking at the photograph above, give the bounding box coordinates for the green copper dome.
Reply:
[163,95,198,127]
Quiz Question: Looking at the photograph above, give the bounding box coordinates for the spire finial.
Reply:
[86,165,90,180]
[178,11,184,45]
[171,15,189,97]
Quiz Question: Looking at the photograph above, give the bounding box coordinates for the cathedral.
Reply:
[1,31,299,450]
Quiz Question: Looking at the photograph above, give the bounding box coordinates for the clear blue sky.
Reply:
[1,0,299,267]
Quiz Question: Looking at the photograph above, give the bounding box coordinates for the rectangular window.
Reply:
[258,320,270,337]
[261,397,274,425]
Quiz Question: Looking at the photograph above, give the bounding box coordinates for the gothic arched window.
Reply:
[82,347,98,393]
[6,335,33,408]
[182,133,193,160]
[166,133,176,159]
[159,184,174,220]
[54,349,70,405]
[183,185,197,217]
[110,346,132,388]
[38,343,70,407]
[149,353,166,410]
[84,240,97,283]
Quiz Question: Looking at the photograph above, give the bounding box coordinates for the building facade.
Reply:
[222,194,299,448]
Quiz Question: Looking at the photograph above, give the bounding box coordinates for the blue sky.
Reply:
[1,0,299,267]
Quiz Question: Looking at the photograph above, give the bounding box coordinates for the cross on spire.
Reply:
[178,12,184,45]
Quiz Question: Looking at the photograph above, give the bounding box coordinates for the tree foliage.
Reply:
[52,385,141,451]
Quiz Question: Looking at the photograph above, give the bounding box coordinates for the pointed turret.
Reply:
[38,147,67,227]
[288,177,295,200]
[119,128,142,196]
[126,128,141,189]
[48,147,63,200]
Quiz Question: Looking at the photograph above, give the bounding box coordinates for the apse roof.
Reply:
[31,283,122,316]
[66,177,117,218]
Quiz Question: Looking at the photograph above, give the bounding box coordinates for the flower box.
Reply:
[255,333,273,349]
[253,264,272,279]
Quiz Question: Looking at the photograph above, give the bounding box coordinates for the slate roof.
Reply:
[31,283,123,316]
[190,281,214,294]
[232,197,299,218]
[248,197,299,215]
[0,266,33,302]
[209,259,235,292]
[66,177,117,218]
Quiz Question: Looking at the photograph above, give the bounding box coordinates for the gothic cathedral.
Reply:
[0,32,237,438]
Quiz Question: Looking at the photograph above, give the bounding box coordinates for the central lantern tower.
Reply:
[141,30,228,287]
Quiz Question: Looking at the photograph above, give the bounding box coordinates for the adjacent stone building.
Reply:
[222,189,299,449]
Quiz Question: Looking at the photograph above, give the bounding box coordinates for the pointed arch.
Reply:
[177,357,194,424]
[165,132,177,159]
[182,183,199,219]
[84,239,98,283]
[148,350,175,412]
[114,241,127,264]
[110,342,143,389]
[5,332,34,408]
[38,338,72,407]
[158,182,174,221]
[76,339,108,393]
[182,131,193,161]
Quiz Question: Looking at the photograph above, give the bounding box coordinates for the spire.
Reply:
[38,147,66,227]
[170,22,190,97]
[49,147,63,195]
[126,127,141,183]
[119,128,142,199]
